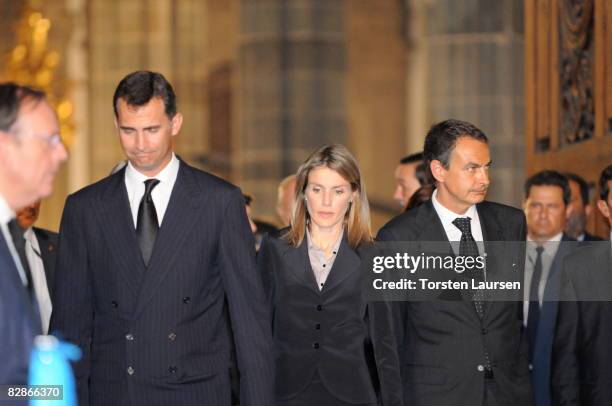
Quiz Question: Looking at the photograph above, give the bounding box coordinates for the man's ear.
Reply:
[597,199,610,220]
[430,160,446,183]
[171,113,183,136]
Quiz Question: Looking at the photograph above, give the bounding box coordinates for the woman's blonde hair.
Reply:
[285,144,372,248]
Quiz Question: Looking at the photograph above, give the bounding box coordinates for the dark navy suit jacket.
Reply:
[50,161,274,406]
[528,235,576,406]
[552,242,612,406]
[0,227,41,397]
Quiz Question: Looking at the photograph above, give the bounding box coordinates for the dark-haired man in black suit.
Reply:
[552,164,612,406]
[522,171,576,406]
[378,119,533,406]
[50,71,274,406]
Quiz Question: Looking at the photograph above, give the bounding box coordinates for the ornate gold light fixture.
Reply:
[2,6,74,148]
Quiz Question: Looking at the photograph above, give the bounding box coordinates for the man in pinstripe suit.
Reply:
[50,71,274,406]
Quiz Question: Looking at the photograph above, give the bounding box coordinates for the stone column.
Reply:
[239,0,347,219]
[416,0,525,206]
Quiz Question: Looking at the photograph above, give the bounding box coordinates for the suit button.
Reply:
[182,297,191,304]
[316,305,323,311]
[125,333,134,341]
[127,366,134,375]
[315,323,321,330]
[477,365,484,372]
[168,333,176,341]
[481,328,488,334]
[111,301,119,308]
[168,366,177,374]
[529,363,534,371]
[313,342,320,349]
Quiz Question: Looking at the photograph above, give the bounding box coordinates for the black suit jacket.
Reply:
[258,232,403,406]
[33,227,57,299]
[377,200,534,406]
[582,232,603,242]
[528,235,576,406]
[0,230,41,394]
[50,161,274,406]
[551,242,612,406]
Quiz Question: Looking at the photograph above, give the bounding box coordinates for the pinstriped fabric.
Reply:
[50,161,274,406]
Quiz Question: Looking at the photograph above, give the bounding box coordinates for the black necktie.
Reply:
[452,217,492,373]
[527,246,544,360]
[452,216,492,372]
[7,219,34,297]
[452,217,484,315]
[452,217,480,258]
[136,179,160,267]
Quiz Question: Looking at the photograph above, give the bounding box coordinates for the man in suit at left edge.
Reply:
[49,71,274,406]
[0,83,68,391]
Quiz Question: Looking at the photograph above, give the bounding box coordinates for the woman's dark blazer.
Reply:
[257,231,403,406]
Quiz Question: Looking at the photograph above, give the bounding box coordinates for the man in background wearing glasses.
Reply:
[0,83,67,386]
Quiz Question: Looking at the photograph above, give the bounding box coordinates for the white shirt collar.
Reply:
[23,227,36,245]
[431,188,478,224]
[125,153,179,187]
[430,189,484,246]
[527,232,563,243]
[0,193,15,225]
[527,232,563,258]
[123,153,180,228]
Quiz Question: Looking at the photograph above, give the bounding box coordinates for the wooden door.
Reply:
[525,0,612,236]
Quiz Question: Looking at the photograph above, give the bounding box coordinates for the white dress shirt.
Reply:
[0,194,28,286]
[523,232,563,324]
[23,227,53,334]
[431,189,484,255]
[124,154,180,228]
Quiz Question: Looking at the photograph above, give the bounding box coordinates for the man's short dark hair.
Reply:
[599,164,612,201]
[113,71,177,118]
[0,83,46,133]
[524,170,570,205]
[399,152,423,165]
[563,172,589,205]
[423,119,488,168]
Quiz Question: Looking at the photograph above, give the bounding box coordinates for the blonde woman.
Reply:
[258,145,402,406]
